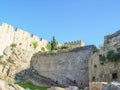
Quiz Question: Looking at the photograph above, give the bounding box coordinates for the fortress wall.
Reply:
[104,30,120,46]
[89,51,120,83]
[89,30,120,83]
[30,35,48,51]
[64,40,85,47]
[31,45,96,88]
[14,28,31,50]
[0,23,48,55]
[0,23,14,55]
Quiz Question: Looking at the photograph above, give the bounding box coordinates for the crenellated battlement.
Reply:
[0,22,48,55]
[64,40,85,47]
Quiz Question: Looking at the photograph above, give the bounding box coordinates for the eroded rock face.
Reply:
[0,46,33,82]
[30,45,96,88]
[0,79,25,90]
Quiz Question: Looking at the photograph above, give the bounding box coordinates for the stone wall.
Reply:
[104,30,120,46]
[0,22,48,55]
[64,40,85,47]
[30,45,96,88]
[89,51,120,82]
[89,30,120,83]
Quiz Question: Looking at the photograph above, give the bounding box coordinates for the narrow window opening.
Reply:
[92,76,95,81]
[112,73,118,79]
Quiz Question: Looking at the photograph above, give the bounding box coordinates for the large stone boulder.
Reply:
[47,87,65,90]
[66,86,78,90]
[89,82,108,90]
[0,79,25,90]
[102,84,120,90]
[84,87,88,90]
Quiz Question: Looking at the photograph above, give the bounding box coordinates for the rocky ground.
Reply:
[90,81,120,90]
[0,79,24,90]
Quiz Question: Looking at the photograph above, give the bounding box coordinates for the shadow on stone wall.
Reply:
[15,45,97,88]
[15,61,62,87]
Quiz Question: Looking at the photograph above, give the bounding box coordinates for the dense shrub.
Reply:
[99,50,120,62]
[106,50,120,61]
[61,45,72,49]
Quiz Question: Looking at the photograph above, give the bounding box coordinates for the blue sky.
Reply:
[0,0,120,46]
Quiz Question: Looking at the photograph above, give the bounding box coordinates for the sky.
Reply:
[0,0,120,47]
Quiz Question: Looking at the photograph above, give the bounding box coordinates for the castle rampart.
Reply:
[89,30,120,84]
[0,22,48,55]
[64,40,85,47]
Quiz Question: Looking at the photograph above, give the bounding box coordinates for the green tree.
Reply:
[51,36,57,50]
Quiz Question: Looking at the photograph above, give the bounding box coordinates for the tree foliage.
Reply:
[46,43,51,51]
[51,36,57,50]
[106,50,120,61]
[61,44,72,49]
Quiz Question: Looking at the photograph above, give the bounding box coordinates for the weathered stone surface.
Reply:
[0,23,48,55]
[89,82,108,90]
[89,82,120,90]
[89,30,120,83]
[65,86,78,90]
[0,46,34,82]
[47,87,65,90]
[0,22,48,82]
[0,79,25,90]
[30,45,96,88]
[104,30,120,46]
[84,87,88,90]
[102,84,120,90]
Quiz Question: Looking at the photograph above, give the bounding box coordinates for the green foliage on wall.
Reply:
[41,47,45,51]
[46,43,51,51]
[11,43,17,48]
[106,50,120,61]
[60,44,73,49]
[32,41,38,49]
[99,50,120,63]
